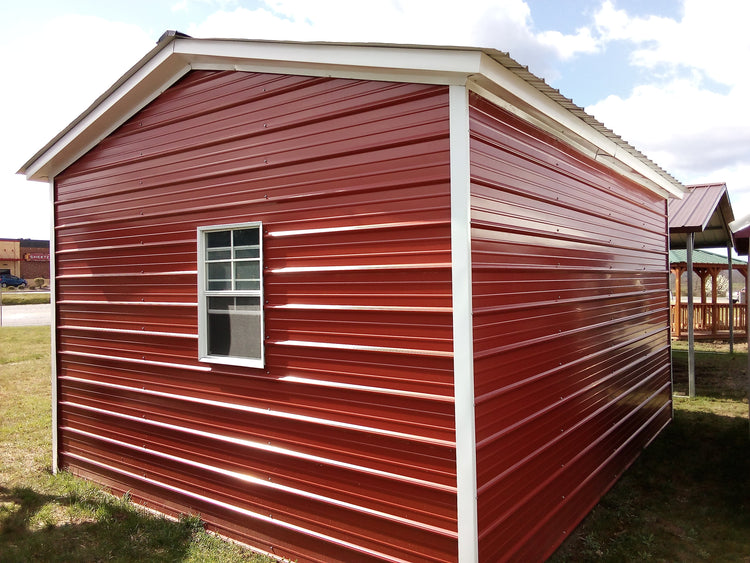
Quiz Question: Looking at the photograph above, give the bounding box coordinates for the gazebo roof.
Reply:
[668,183,735,249]
[669,248,747,268]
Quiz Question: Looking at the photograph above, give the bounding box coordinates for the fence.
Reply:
[671,303,747,337]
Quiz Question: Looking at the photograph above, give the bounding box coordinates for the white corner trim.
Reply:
[449,84,478,562]
[49,178,59,473]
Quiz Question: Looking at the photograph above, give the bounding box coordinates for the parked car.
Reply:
[0,274,27,288]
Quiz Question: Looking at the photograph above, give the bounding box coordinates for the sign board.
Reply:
[24,253,50,261]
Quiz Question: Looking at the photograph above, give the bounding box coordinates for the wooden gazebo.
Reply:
[670,248,747,339]
[669,182,739,397]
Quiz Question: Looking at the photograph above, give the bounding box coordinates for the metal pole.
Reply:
[728,243,734,353]
[687,232,695,399]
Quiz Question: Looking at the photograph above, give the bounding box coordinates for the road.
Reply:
[0,303,51,327]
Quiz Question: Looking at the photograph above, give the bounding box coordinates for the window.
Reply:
[198,222,264,367]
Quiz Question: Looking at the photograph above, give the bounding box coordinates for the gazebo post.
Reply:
[687,232,695,399]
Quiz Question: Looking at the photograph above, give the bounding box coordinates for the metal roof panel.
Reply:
[668,183,735,249]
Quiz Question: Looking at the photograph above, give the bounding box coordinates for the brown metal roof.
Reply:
[733,226,750,256]
[668,183,735,249]
[730,214,750,256]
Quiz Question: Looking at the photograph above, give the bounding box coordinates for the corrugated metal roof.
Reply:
[19,31,686,200]
[669,248,746,266]
[733,226,750,256]
[668,183,735,249]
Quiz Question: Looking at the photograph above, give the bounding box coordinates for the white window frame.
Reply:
[197,221,264,368]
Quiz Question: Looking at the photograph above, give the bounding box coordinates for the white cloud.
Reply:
[537,27,599,60]
[588,0,750,217]
[187,0,601,84]
[595,0,750,89]
[1,14,153,239]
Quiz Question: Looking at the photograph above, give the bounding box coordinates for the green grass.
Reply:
[551,340,750,562]
[0,292,51,305]
[0,326,272,562]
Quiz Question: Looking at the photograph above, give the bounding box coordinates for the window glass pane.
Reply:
[208,249,231,260]
[235,280,260,290]
[207,296,262,359]
[233,228,259,247]
[235,296,261,310]
[235,261,260,281]
[208,262,231,280]
[234,247,260,259]
[208,280,232,291]
[206,230,231,248]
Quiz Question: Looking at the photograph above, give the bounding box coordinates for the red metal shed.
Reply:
[19,32,686,562]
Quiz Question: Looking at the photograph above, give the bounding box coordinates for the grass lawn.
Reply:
[2,326,748,561]
[0,326,272,562]
[551,340,750,562]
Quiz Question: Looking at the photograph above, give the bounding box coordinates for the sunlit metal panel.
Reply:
[54,71,456,562]
[468,93,671,562]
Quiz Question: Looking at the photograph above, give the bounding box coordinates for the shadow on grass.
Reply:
[551,407,750,562]
[0,484,201,563]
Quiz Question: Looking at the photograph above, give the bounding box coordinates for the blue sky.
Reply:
[2,0,748,241]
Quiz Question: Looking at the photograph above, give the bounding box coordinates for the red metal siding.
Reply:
[54,71,457,562]
[468,93,671,561]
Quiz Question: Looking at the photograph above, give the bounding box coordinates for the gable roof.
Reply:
[19,31,686,200]
[668,182,735,249]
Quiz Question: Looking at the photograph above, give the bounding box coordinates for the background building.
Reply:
[0,238,50,280]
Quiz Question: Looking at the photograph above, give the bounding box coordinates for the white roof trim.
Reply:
[19,34,686,199]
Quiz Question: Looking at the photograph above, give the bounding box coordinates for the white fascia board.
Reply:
[473,54,685,199]
[178,38,481,86]
[449,84,479,562]
[23,45,191,182]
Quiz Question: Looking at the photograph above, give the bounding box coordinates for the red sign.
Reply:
[24,253,49,261]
